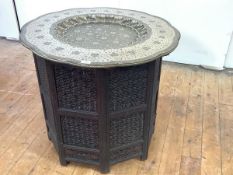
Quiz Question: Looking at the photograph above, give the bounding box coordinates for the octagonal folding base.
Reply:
[33,54,162,173]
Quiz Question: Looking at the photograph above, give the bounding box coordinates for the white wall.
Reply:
[0,0,19,39]
[8,0,233,69]
[15,0,120,27]
[118,0,233,69]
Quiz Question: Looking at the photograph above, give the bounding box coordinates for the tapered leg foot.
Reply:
[60,158,69,166]
[100,164,110,174]
[47,134,52,141]
[140,153,148,161]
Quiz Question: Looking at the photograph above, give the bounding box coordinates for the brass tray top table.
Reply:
[20,7,180,173]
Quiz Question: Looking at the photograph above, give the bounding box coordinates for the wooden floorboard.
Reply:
[201,71,222,175]
[158,65,192,175]
[0,38,233,175]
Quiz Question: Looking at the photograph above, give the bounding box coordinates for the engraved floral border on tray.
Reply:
[20,7,180,68]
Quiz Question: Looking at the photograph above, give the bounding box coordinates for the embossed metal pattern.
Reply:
[51,14,151,49]
[20,8,180,68]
